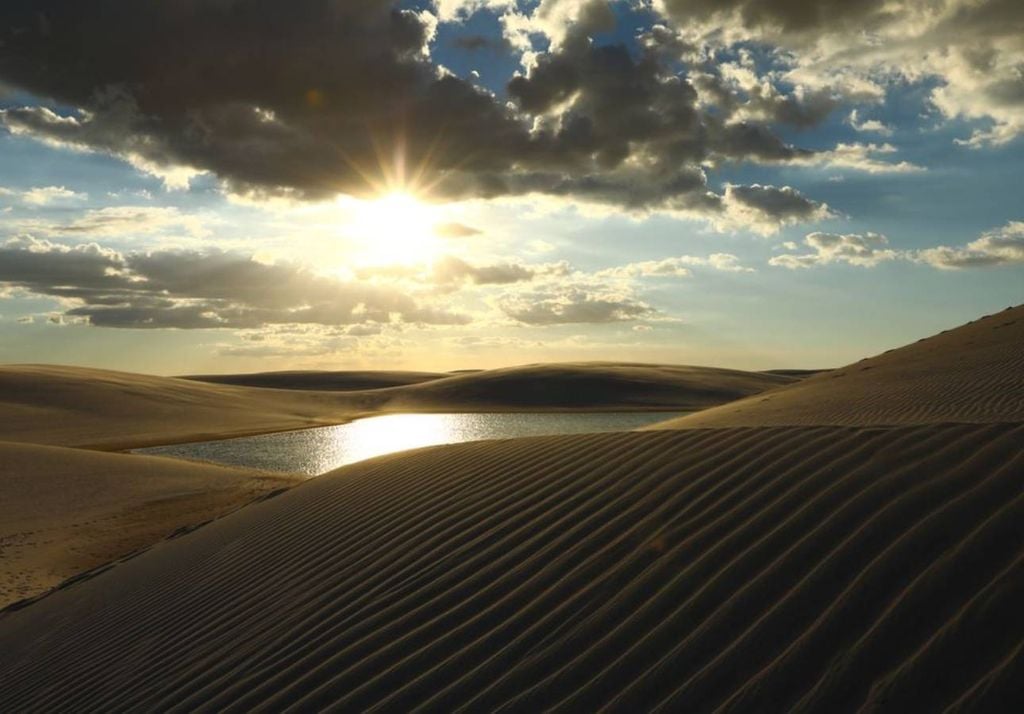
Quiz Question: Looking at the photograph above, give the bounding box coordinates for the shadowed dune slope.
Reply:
[0,364,368,449]
[653,305,1024,429]
[1,423,1022,712]
[184,370,447,391]
[387,362,794,411]
[0,442,298,608]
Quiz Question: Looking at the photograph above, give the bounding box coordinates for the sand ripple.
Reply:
[1,422,1021,712]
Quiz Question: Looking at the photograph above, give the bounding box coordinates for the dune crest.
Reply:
[388,362,794,411]
[653,305,1024,429]
[184,369,448,391]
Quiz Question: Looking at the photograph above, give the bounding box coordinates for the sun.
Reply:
[344,192,442,266]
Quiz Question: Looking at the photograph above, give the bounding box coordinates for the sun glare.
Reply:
[345,192,442,266]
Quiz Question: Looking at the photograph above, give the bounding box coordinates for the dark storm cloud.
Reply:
[0,0,832,221]
[0,236,467,328]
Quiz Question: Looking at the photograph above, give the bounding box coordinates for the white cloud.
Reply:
[435,0,516,23]
[795,142,923,174]
[770,232,898,268]
[658,0,1024,146]
[914,221,1024,269]
[718,184,832,236]
[22,186,88,206]
[0,185,88,206]
[499,286,655,325]
[848,109,894,136]
[598,252,754,278]
[12,206,213,239]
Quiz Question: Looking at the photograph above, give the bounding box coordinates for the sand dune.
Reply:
[0,362,790,449]
[0,364,369,449]
[1,309,1021,710]
[1,422,1021,711]
[0,442,298,608]
[653,305,1024,429]
[185,369,447,391]
[386,362,794,411]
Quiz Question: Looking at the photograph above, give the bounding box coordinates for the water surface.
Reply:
[134,411,688,476]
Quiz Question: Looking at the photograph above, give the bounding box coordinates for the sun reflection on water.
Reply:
[134,411,691,477]
[325,413,461,469]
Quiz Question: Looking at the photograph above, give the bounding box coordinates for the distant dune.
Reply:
[1,306,1021,710]
[0,364,369,449]
[759,368,829,378]
[652,305,1024,429]
[0,442,298,608]
[386,362,795,411]
[185,369,447,391]
[0,362,791,449]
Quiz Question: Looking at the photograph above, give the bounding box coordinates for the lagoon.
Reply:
[134,411,688,476]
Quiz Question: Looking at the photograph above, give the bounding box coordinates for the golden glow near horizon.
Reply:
[341,191,444,266]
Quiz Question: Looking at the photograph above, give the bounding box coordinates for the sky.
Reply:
[0,0,1021,375]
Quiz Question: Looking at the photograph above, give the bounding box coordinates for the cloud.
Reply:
[0,185,87,206]
[848,110,893,137]
[914,221,1024,269]
[0,0,838,232]
[719,184,831,235]
[688,49,844,128]
[217,334,358,358]
[794,143,924,174]
[355,254,556,288]
[598,252,754,278]
[436,0,516,23]
[499,287,655,325]
[433,221,482,238]
[21,185,87,206]
[0,236,468,329]
[769,223,1024,270]
[599,258,692,279]
[12,206,212,239]
[658,0,1024,146]
[769,231,898,268]
[431,255,536,285]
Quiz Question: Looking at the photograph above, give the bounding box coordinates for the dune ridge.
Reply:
[653,305,1024,429]
[0,422,1021,711]
[386,362,794,411]
[184,369,448,391]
